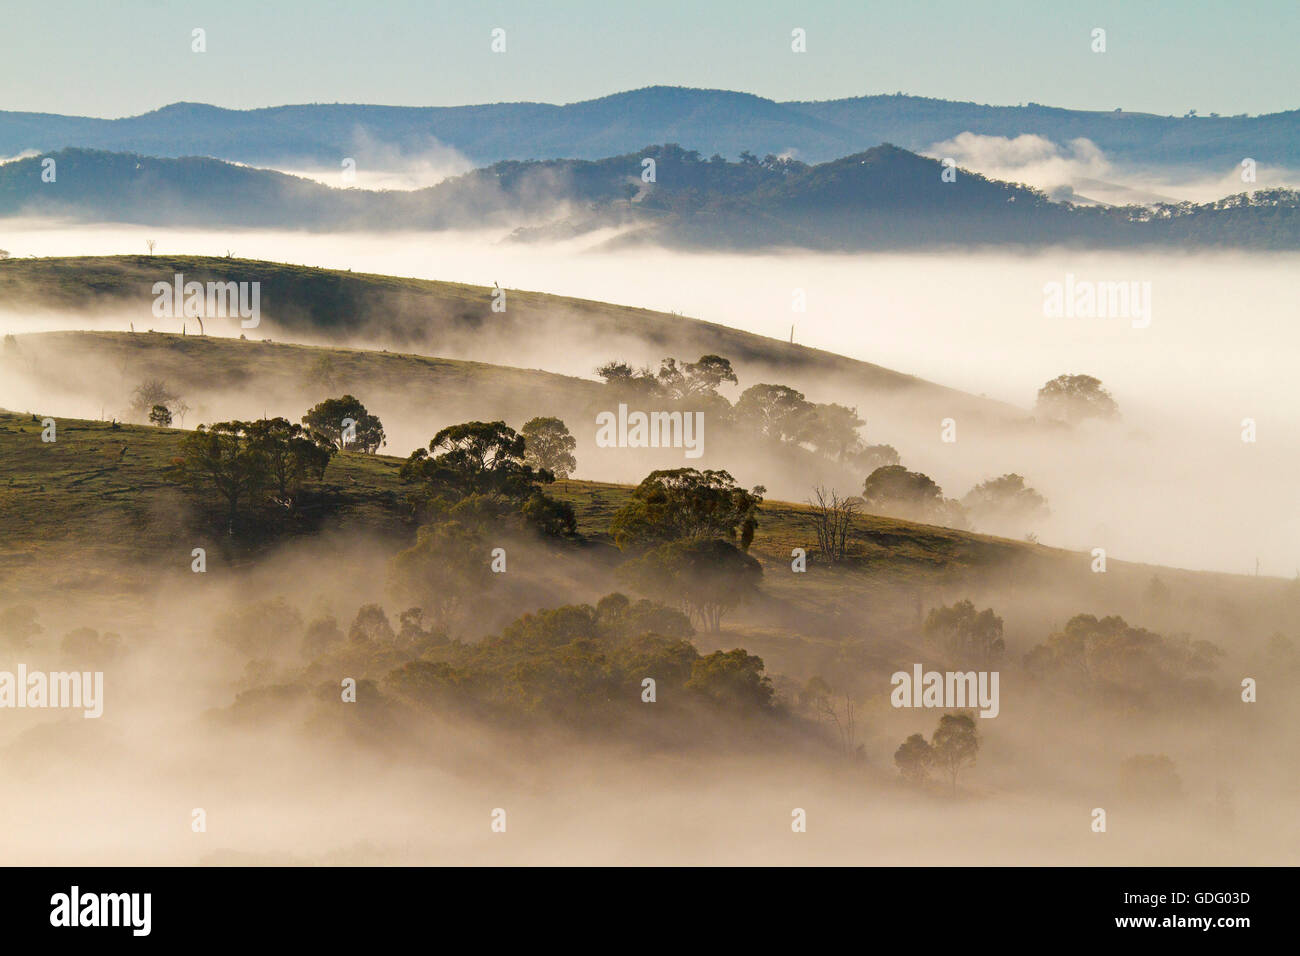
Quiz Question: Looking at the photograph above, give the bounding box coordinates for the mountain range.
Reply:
[2,144,1296,250]
[3,86,1297,172]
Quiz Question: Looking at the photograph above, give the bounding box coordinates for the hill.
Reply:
[2,146,1297,249]
[0,408,1289,674]
[0,255,1024,431]
[0,327,981,508]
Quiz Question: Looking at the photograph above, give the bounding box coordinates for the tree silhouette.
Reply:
[931,712,980,794]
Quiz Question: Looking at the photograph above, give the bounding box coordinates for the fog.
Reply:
[923,132,1300,205]
[3,222,1298,576]
[260,128,475,191]
[2,504,1296,866]
[2,214,1298,866]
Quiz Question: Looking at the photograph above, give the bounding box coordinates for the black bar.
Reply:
[0,866,1286,943]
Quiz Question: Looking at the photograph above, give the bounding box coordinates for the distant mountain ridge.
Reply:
[3,86,1297,171]
[2,144,1297,250]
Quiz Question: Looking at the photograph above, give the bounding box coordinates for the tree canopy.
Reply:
[609,468,762,550]
[1035,374,1119,424]
[621,537,762,632]
[923,599,1005,668]
[861,464,964,526]
[521,416,577,480]
[167,417,335,530]
[302,394,386,453]
[399,420,575,535]
[961,474,1048,534]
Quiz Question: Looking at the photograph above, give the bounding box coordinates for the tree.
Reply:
[685,649,774,711]
[166,421,268,533]
[923,599,1005,668]
[596,360,662,400]
[610,468,762,551]
[403,420,544,499]
[401,421,574,535]
[148,404,173,427]
[521,416,577,480]
[348,604,396,645]
[130,380,178,422]
[961,474,1048,535]
[597,354,738,406]
[853,444,900,474]
[656,354,738,401]
[894,733,934,784]
[0,250,10,260]
[807,486,859,563]
[804,403,865,461]
[247,417,333,508]
[801,676,861,757]
[211,596,303,656]
[733,383,814,442]
[622,537,762,632]
[861,465,945,522]
[387,520,496,632]
[301,395,386,453]
[931,712,980,794]
[1035,374,1119,424]
[1023,613,1222,704]
[519,491,578,536]
[397,607,446,650]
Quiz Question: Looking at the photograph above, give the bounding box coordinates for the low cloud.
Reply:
[265,127,476,191]
[926,132,1300,205]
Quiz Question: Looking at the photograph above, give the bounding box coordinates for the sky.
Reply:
[2,0,1297,118]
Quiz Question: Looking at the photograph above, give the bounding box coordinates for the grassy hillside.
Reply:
[0,408,1029,576]
[5,329,601,428]
[0,254,1022,426]
[2,408,1286,662]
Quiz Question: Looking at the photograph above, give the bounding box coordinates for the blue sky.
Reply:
[4,0,1297,117]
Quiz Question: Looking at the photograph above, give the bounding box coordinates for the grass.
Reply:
[0,406,1037,589]
[0,254,1021,420]
[0,407,1243,601]
[9,329,601,415]
[2,406,1290,684]
[0,410,406,600]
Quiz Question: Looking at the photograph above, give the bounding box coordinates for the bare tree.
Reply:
[807,486,859,563]
[129,379,178,422]
[801,676,862,759]
[146,239,156,255]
